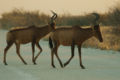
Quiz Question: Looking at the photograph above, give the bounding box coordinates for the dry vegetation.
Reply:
[83,26,120,51]
[0,9,49,29]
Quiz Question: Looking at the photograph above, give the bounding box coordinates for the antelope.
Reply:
[3,11,57,65]
[49,13,103,69]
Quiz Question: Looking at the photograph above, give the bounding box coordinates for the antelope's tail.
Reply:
[49,37,53,49]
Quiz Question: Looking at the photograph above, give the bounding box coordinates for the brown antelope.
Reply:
[3,11,57,65]
[49,13,103,69]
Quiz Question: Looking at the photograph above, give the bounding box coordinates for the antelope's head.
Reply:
[49,10,57,30]
[92,13,103,42]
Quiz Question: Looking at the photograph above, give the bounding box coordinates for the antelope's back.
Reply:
[51,27,79,45]
[8,26,36,44]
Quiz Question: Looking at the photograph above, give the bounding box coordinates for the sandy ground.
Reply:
[0,30,120,80]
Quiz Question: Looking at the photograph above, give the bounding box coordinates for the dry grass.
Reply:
[82,26,120,51]
[43,26,120,51]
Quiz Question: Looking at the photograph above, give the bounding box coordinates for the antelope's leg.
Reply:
[15,43,27,65]
[78,45,85,69]
[34,42,42,62]
[64,41,75,67]
[54,45,63,68]
[3,42,13,65]
[51,48,55,68]
[32,42,36,64]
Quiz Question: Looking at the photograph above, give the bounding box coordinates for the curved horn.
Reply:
[50,10,57,22]
[92,13,100,25]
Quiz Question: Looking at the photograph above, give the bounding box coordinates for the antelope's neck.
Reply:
[37,25,52,37]
[82,28,94,41]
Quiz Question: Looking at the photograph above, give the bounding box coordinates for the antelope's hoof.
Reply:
[81,65,85,69]
[33,62,37,65]
[61,65,64,68]
[64,63,68,67]
[4,63,8,65]
[52,65,56,68]
[64,64,66,67]
[24,62,27,65]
